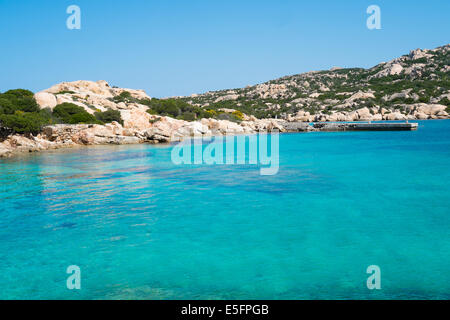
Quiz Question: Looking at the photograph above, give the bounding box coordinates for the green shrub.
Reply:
[179,112,196,121]
[69,113,100,124]
[232,110,244,121]
[0,89,53,135]
[0,126,13,141]
[146,108,158,115]
[55,90,75,95]
[94,109,123,125]
[0,97,15,114]
[418,96,430,103]
[439,97,450,107]
[404,57,428,65]
[216,112,242,123]
[0,89,40,114]
[143,98,204,120]
[390,97,415,105]
[113,91,134,103]
[161,102,181,117]
[205,109,217,117]
[53,103,99,124]
[0,110,50,135]
[149,117,161,124]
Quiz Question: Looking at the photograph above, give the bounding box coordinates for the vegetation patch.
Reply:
[0,89,53,135]
[52,103,100,125]
[439,97,450,107]
[142,98,214,120]
[112,91,134,103]
[55,90,76,95]
[94,109,123,125]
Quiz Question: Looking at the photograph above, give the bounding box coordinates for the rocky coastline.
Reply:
[1,76,448,158]
[0,117,287,158]
[0,116,427,159]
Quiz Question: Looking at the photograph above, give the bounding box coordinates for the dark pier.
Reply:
[280,121,419,132]
[313,122,419,132]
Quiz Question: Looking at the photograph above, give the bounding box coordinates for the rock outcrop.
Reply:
[1,78,298,157]
[34,92,58,109]
[0,116,292,157]
[34,80,150,115]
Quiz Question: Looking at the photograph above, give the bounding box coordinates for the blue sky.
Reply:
[0,0,448,97]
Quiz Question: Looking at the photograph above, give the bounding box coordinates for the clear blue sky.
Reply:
[0,0,448,97]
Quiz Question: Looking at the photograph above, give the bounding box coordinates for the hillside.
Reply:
[177,44,450,121]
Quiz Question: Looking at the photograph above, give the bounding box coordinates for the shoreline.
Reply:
[0,119,437,160]
[3,78,447,159]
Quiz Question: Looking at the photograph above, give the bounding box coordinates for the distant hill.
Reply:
[176,44,450,121]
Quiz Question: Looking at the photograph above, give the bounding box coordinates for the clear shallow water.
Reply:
[0,120,449,300]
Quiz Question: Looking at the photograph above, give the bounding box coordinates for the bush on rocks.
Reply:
[52,103,100,124]
[94,109,123,125]
[142,98,214,121]
[0,89,40,114]
[0,111,51,136]
[0,89,51,135]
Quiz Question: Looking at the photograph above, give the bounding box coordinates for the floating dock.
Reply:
[312,122,418,132]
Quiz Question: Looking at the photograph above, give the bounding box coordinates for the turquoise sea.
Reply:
[0,120,449,300]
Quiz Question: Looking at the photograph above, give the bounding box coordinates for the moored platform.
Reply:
[312,122,419,132]
[346,122,418,131]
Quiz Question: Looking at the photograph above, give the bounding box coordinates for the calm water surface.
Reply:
[1,120,449,299]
